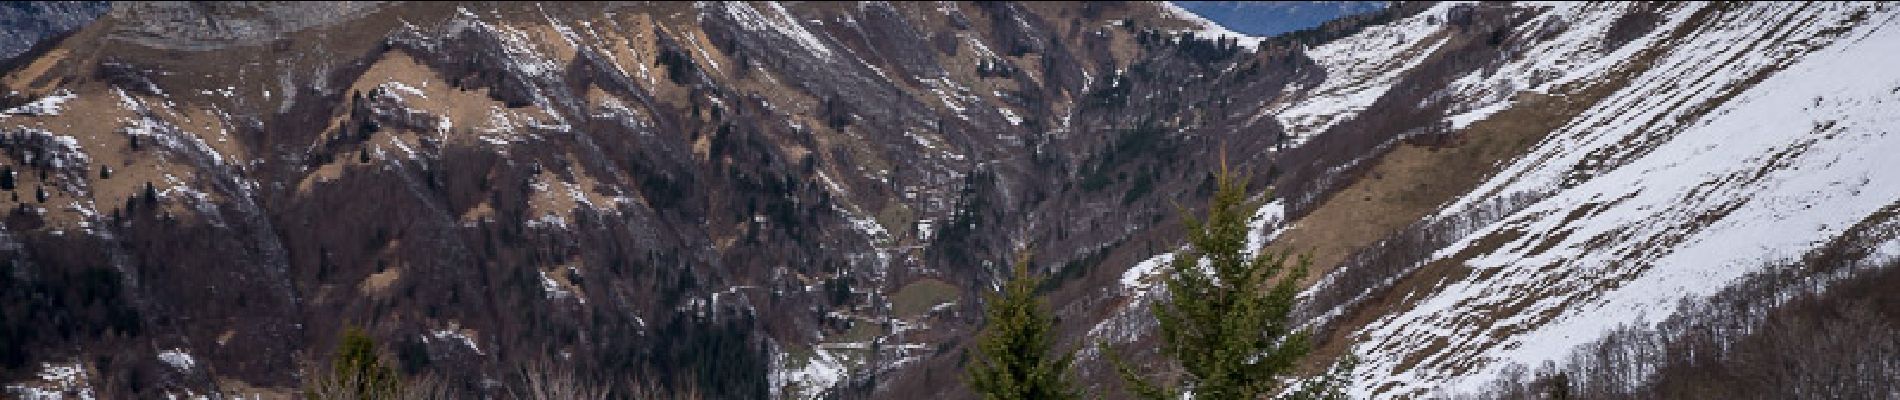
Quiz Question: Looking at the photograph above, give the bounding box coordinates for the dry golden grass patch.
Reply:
[525,169,579,226]
[459,200,496,224]
[521,22,581,68]
[1266,93,1560,289]
[359,264,404,298]
[890,277,960,319]
[217,329,237,346]
[344,51,517,142]
[0,82,225,228]
[167,103,251,163]
[521,154,619,226]
[1,48,71,94]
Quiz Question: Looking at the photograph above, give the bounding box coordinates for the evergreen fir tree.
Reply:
[967,256,1079,400]
[316,327,399,399]
[1113,165,1317,400]
[143,182,159,206]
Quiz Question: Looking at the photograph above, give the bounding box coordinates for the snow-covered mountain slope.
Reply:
[1263,2,1453,145]
[1344,2,1900,397]
[1094,1,1900,398]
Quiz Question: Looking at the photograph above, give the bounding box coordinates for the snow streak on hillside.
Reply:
[1348,3,1900,397]
[1158,2,1266,50]
[1263,2,1455,145]
[1438,2,1699,129]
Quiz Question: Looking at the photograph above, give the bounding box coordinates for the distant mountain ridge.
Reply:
[1171,1,1386,36]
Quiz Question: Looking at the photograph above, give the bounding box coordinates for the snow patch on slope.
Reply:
[716,1,835,61]
[4,362,94,400]
[157,349,196,372]
[1247,199,1290,253]
[1264,2,1460,145]
[3,90,77,116]
[770,344,849,400]
[1438,3,1706,130]
[427,325,485,355]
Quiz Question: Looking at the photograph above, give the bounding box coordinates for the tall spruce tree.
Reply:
[1114,167,1316,400]
[967,256,1079,400]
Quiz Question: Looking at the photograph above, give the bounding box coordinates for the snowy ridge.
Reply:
[1347,3,1900,397]
[1437,2,1702,129]
[1261,2,1460,145]
[1157,2,1265,50]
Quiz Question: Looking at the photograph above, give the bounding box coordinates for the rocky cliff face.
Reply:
[3,2,1898,399]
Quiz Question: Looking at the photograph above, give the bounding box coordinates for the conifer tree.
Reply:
[1114,166,1316,400]
[967,256,1079,400]
[312,327,400,399]
[142,182,159,206]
